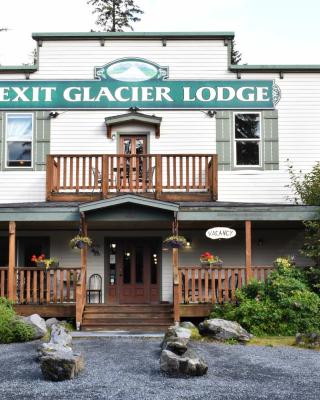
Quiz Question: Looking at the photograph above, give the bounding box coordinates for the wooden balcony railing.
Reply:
[178,265,274,304]
[15,267,81,305]
[46,154,218,201]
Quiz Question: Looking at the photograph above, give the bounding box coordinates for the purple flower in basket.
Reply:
[163,235,187,249]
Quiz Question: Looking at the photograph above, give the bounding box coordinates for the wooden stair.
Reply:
[81,304,173,332]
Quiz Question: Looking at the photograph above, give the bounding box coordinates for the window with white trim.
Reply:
[234,113,261,166]
[6,113,33,167]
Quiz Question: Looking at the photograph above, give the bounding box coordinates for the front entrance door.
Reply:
[105,238,160,304]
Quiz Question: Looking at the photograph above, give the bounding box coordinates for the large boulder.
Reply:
[161,325,191,348]
[40,350,84,381]
[45,318,59,329]
[180,321,196,330]
[160,349,208,377]
[50,324,72,347]
[199,318,252,342]
[161,337,189,355]
[23,314,47,339]
[296,333,320,347]
[37,342,73,360]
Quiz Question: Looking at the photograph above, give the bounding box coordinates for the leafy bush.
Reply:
[210,258,320,336]
[0,297,35,343]
[288,162,320,205]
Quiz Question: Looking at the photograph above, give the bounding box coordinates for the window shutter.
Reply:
[216,111,232,171]
[0,113,3,169]
[35,111,51,171]
[262,110,279,170]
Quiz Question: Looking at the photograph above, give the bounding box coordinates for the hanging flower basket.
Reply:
[163,235,188,249]
[69,235,93,250]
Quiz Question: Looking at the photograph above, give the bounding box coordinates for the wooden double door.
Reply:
[105,238,160,304]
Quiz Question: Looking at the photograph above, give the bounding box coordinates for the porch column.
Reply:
[76,214,88,330]
[173,247,180,323]
[8,221,16,302]
[245,220,253,283]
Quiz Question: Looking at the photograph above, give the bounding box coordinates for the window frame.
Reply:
[5,112,34,169]
[233,111,262,168]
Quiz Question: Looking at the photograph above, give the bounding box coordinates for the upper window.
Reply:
[234,113,261,167]
[6,113,33,168]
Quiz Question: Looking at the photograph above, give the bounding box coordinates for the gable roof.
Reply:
[78,194,179,213]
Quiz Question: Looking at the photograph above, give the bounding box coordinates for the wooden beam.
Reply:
[245,220,252,283]
[8,221,16,302]
[172,247,180,323]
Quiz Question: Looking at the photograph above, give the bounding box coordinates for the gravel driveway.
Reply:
[0,338,319,400]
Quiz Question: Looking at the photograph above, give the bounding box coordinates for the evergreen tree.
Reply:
[231,39,242,65]
[87,0,143,32]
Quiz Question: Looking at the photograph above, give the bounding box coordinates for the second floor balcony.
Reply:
[46,154,218,202]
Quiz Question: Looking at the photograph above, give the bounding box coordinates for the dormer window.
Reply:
[6,113,33,168]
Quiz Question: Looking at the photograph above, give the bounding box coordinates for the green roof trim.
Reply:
[178,205,319,221]
[32,31,235,40]
[79,195,179,213]
[0,65,38,74]
[230,64,320,72]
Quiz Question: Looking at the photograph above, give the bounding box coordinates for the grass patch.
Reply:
[248,336,296,347]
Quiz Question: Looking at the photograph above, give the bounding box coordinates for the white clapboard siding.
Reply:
[34,40,231,79]
[0,172,46,203]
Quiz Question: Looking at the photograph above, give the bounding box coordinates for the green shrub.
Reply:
[210,259,320,336]
[0,297,35,343]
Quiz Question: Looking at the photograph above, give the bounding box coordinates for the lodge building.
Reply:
[0,32,318,331]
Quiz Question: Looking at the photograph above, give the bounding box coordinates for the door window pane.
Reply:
[135,247,144,284]
[6,114,33,167]
[123,250,131,284]
[109,243,117,285]
[151,251,158,285]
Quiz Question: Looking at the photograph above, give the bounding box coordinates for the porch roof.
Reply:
[0,199,317,222]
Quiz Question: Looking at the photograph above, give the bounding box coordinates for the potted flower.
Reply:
[200,252,223,267]
[69,235,92,250]
[31,254,59,270]
[163,235,188,249]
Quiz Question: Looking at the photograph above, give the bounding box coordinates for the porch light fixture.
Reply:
[186,239,192,248]
[207,110,216,118]
[49,111,59,119]
[111,243,116,249]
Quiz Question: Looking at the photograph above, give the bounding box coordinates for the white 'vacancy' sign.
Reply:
[206,227,236,240]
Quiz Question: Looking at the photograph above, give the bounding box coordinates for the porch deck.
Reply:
[46,154,218,202]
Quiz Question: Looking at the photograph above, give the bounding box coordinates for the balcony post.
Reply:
[46,155,53,200]
[211,154,218,201]
[155,155,162,200]
[102,155,108,199]
[245,220,253,283]
[8,221,16,302]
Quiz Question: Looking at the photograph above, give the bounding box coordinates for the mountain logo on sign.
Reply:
[95,58,169,82]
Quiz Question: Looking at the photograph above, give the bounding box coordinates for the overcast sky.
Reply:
[0,0,320,65]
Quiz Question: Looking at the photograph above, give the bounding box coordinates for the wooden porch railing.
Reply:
[76,269,86,329]
[178,266,274,304]
[0,267,8,298]
[15,267,81,305]
[46,154,218,201]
